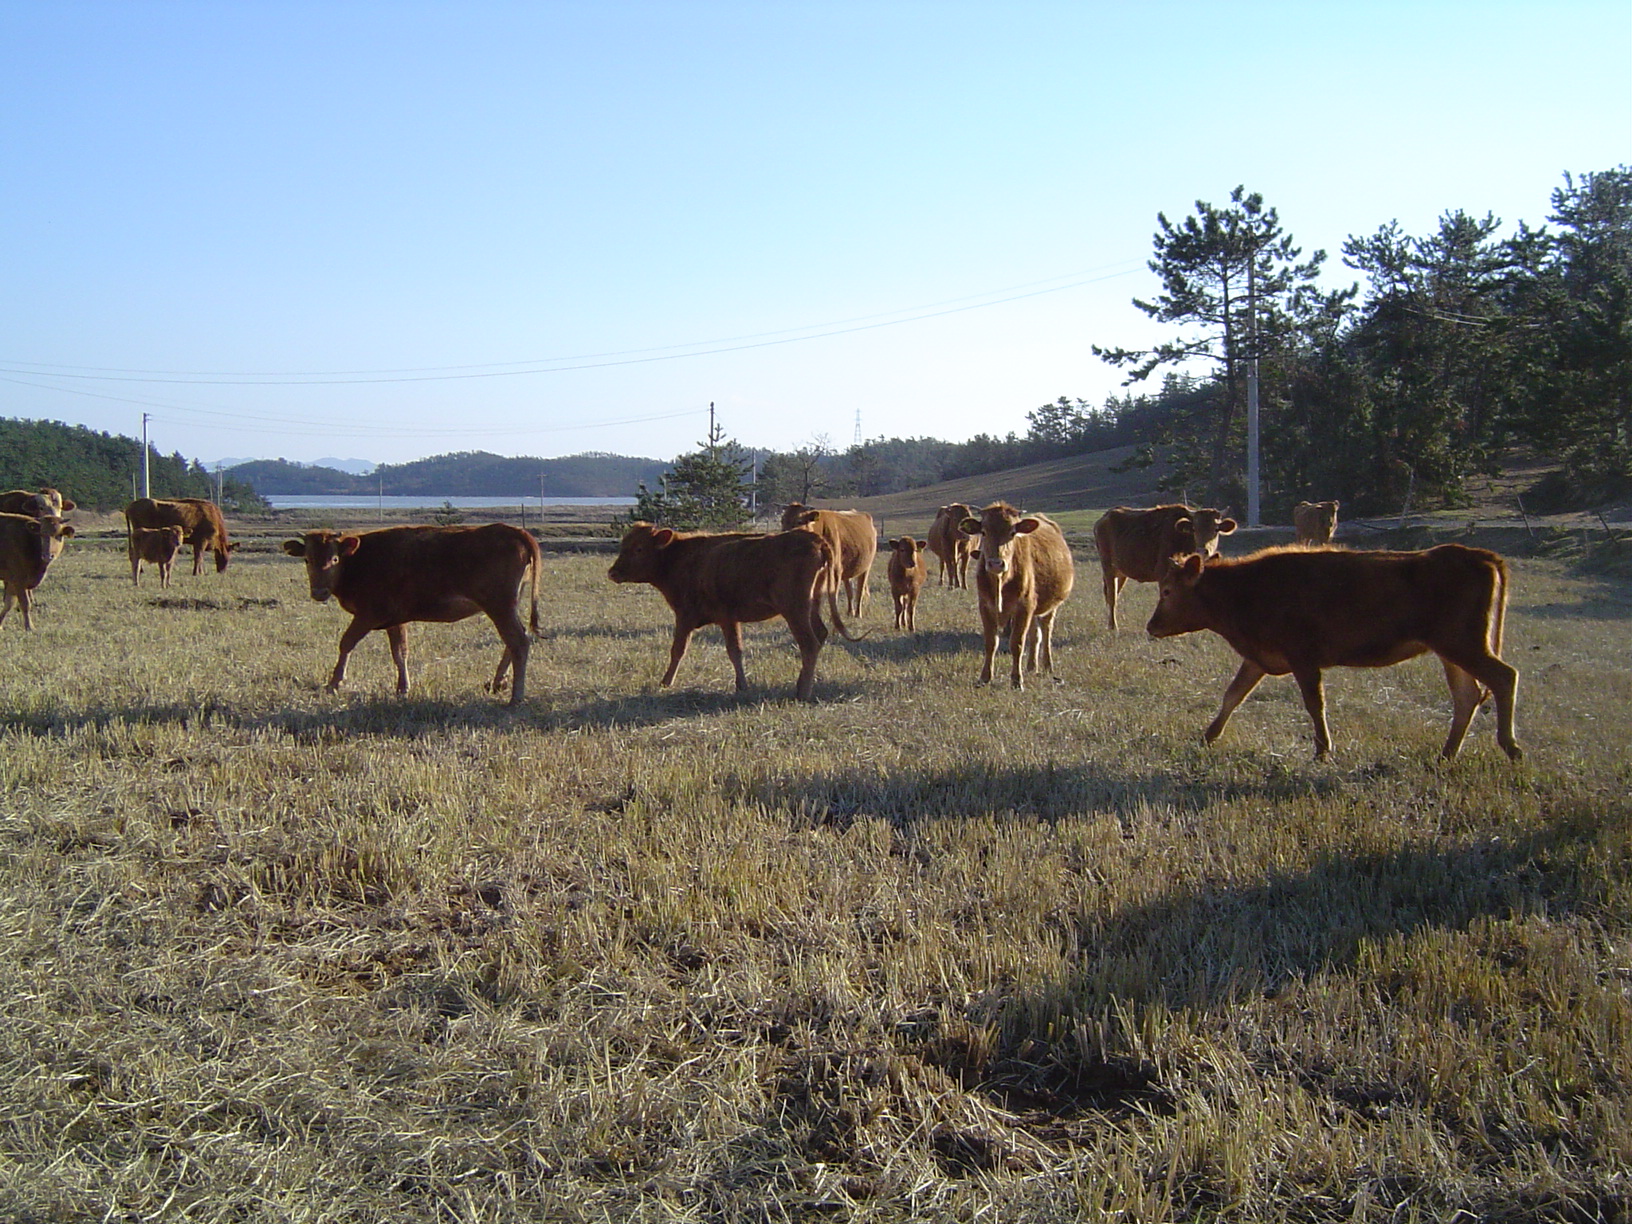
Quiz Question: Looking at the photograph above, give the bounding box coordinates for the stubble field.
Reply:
[1,530,1629,1222]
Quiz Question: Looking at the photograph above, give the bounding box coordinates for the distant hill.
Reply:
[227,450,666,497]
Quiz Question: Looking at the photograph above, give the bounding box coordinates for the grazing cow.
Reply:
[608,523,856,701]
[886,536,928,631]
[959,502,1075,688]
[1146,542,1521,761]
[927,502,979,588]
[0,512,75,630]
[129,525,185,587]
[282,523,541,705]
[1293,500,1340,546]
[1094,504,1237,630]
[781,503,878,617]
[0,488,76,517]
[124,497,237,575]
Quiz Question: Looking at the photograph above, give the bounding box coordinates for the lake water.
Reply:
[266,495,636,510]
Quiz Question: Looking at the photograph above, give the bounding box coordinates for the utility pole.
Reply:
[141,413,151,498]
[1245,254,1261,528]
[708,401,717,457]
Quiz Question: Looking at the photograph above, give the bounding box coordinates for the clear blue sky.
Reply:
[4,1,1628,467]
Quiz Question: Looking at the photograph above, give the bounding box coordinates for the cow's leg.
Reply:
[192,543,205,577]
[1204,659,1268,746]
[386,624,411,694]
[1100,560,1121,630]
[785,607,824,701]
[15,588,34,630]
[1035,609,1058,674]
[489,609,531,705]
[159,562,171,589]
[327,618,374,692]
[129,545,141,586]
[976,601,1001,685]
[1442,653,1522,761]
[906,592,916,632]
[661,617,700,688]
[0,584,12,628]
[1008,605,1034,689]
[1292,668,1333,757]
[719,620,750,691]
[1438,659,1484,761]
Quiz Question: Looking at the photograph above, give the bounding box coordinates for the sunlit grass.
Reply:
[0,535,1628,1221]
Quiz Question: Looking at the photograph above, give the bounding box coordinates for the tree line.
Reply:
[0,418,267,513]
[225,451,667,497]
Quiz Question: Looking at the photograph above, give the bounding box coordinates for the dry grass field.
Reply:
[2,525,1629,1222]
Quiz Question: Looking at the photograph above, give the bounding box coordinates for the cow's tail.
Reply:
[819,543,869,642]
[1487,551,1509,658]
[525,533,543,636]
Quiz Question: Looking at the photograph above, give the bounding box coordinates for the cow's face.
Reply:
[780,503,811,531]
[283,531,360,601]
[24,516,75,570]
[888,537,925,568]
[1147,552,1208,638]
[966,506,1040,577]
[137,526,184,563]
[608,523,676,584]
[1189,509,1238,557]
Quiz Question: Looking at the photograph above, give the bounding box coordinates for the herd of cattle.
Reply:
[0,488,1519,761]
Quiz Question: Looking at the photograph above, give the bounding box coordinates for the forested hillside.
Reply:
[228,450,666,497]
[0,418,267,513]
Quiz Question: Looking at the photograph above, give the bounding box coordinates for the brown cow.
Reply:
[1146,542,1521,761]
[125,497,237,575]
[129,525,185,587]
[0,488,76,517]
[886,536,928,631]
[608,523,855,701]
[282,524,541,705]
[927,502,979,588]
[1293,500,1340,546]
[959,502,1075,688]
[781,503,878,617]
[1094,504,1237,629]
[0,512,75,630]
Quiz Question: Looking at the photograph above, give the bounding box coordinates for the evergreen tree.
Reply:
[629,418,755,530]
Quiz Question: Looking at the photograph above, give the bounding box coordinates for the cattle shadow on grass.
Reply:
[540,679,876,732]
[841,628,976,664]
[733,757,1342,830]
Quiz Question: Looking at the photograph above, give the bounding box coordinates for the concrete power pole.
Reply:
[141,413,151,498]
[1245,256,1261,528]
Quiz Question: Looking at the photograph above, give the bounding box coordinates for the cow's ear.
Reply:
[652,527,676,547]
[1217,518,1238,534]
[796,510,819,526]
[886,537,899,548]
[1181,553,1205,582]
[1015,517,1041,534]
[282,539,307,557]
[228,541,241,551]
[58,525,75,538]
[1330,501,1340,512]
[959,518,981,536]
[339,535,363,556]
[60,498,77,512]
[916,539,928,549]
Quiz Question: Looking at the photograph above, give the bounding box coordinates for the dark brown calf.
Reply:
[282,523,541,704]
[1147,542,1521,760]
[130,525,185,587]
[608,523,854,700]
[1293,500,1340,545]
[1095,504,1236,629]
[886,537,928,631]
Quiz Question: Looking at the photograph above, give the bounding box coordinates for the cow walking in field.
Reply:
[1146,541,1521,761]
[129,525,185,587]
[125,497,237,575]
[282,523,541,705]
[1094,504,1237,630]
[1293,500,1340,546]
[781,503,878,617]
[608,523,857,701]
[0,488,76,518]
[0,512,75,630]
[960,502,1074,688]
[927,503,978,588]
[886,536,928,631]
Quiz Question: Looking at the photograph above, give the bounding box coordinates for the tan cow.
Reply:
[125,497,237,575]
[1094,504,1237,629]
[282,523,541,705]
[886,536,928,631]
[129,525,185,587]
[1293,500,1340,546]
[959,502,1074,688]
[0,512,75,630]
[1147,542,1521,761]
[0,488,76,517]
[927,502,979,588]
[608,523,856,701]
[781,503,878,617]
